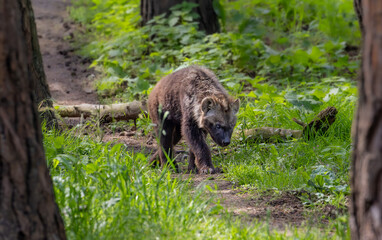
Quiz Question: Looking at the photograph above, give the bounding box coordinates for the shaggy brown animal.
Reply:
[148,66,240,174]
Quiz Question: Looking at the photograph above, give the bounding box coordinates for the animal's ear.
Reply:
[232,99,240,114]
[201,97,216,114]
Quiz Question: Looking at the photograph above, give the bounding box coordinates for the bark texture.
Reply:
[23,0,58,128]
[140,0,220,34]
[350,0,382,239]
[0,0,66,238]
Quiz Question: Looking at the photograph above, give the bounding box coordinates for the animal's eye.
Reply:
[216,124,221,129]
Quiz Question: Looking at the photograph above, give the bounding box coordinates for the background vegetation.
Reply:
[46,0,360,238]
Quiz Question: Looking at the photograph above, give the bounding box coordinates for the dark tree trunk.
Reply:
[0,0,66,239]
[140,0,220,34]
[23,0,58,129]
[353,0,363,35]
[350,0,382,239]
[354,0,363,34]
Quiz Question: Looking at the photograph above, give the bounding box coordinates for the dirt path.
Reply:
[178,174,340,229]
[32,0,98,105]
[32,0,341,230]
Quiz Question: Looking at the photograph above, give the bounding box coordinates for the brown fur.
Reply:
[148,66,239,174]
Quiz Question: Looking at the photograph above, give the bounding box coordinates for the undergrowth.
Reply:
[69,0,360,101]
[44,127,350,239]
[57,0,361,238]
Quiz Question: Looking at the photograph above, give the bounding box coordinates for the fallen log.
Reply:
[239,106,338,142]
[238,127,303,142]
[39,101,147,123]
[42,101,337,142]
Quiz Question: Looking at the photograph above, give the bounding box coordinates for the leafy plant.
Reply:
[70,0,360,101]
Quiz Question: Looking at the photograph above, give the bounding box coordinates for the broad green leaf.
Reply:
[309,46,323,62]
[168,17,179,27]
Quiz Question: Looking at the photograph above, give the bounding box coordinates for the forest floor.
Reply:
[32,0,342,230]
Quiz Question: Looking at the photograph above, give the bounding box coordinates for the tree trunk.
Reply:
[350,0,382,239]
[0,0,66,238]
[24,0,58,129]
[140,0,220,34]
[354,0,363,34]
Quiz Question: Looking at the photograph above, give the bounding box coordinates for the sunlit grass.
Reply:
[43,126,350,239]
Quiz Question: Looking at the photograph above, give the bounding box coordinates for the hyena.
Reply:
[148,66,240,174]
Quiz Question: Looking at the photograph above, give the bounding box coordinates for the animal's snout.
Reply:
[222,139,230,146]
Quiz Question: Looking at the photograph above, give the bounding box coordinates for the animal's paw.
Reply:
[199,166,221,174]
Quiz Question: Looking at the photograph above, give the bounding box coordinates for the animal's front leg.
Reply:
[182,118,217,174]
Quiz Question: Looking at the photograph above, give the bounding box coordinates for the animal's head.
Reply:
[199,94,240,147]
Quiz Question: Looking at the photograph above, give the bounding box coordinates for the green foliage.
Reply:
[223,0,360,44]
[72,1,206,100]
[65,0,359,237]
[43,127,350,239]
[70,0,360,100]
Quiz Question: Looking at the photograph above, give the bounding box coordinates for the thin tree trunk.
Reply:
[354,0,363,34]
[23,0,58,129]
[350,0,382,239]
[0,0,66,238]
[140,0,220,34]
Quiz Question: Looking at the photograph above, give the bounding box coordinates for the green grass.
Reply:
[54,0,362,238]
[218,79,355,197]
[44,127,350,239]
